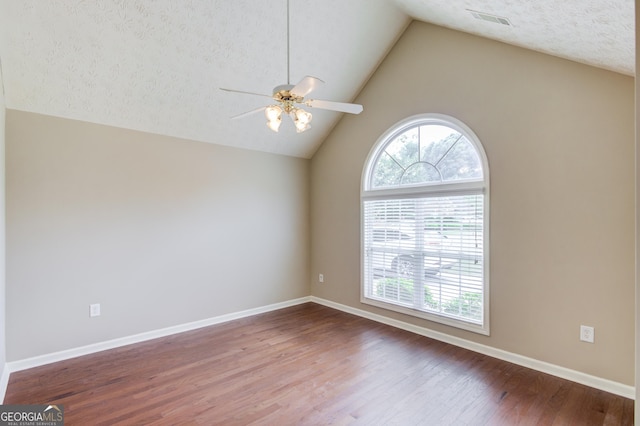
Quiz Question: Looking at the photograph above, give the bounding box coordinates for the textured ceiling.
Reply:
[0,0,634,159]
[395,0,635,76]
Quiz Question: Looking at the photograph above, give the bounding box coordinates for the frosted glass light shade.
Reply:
[293,108,312,133]
[265,105,283,132]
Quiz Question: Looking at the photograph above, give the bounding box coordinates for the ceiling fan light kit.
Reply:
[264,84,313,133]
[220,0,363,134]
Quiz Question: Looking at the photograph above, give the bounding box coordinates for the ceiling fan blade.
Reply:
[230,106,266,120]
[220,88,272,99]
[305,99,363,114]
[290,76,324,98]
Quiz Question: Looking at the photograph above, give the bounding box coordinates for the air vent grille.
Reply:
[468,10,512,26]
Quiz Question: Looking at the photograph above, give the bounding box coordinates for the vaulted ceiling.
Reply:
[0,1,634,158]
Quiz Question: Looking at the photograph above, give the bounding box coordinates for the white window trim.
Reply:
[360,113,491,335]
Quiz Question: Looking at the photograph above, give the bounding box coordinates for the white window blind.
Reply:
[363,195,484,323]
[361,114,490,334]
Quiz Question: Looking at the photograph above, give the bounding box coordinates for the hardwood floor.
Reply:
[5,303,634,425]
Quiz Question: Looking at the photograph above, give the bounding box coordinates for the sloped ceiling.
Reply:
[0,1,634,159]
[395,0,634,76]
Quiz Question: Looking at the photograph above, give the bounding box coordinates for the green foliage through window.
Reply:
[373,277,481,322]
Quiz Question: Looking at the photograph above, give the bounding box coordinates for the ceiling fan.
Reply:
[219,0,363,133]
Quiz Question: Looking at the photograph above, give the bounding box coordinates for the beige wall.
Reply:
[6,111,310,361]
[311,22,635,385]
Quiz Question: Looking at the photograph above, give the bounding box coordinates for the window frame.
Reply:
[361,113,491,335]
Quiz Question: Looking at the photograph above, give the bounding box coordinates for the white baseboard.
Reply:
[3,295,634,402]
[310,296,635,400]
[0,363,10,403]
[6,297,312,375]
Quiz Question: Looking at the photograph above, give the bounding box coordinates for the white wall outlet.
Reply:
[90,303,101,317]
[580,325,594,343]
[318,273,324,283]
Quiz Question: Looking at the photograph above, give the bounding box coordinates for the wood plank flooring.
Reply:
[5,303,634,425]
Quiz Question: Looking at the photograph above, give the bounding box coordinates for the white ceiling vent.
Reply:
[467,10,512,26]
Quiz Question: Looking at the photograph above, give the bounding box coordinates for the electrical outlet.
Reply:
[90,303,101,317]
[318,273,324,283]
[580,325,594,343]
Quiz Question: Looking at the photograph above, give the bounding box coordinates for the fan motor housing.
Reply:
[273,84,302,103]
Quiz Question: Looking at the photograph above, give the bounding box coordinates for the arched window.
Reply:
[361,114,490,334]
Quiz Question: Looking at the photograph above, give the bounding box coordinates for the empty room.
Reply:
[0,0,637,424]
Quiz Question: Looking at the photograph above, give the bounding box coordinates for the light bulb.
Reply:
[294,108,312,125]
[265,105,282,132]
[294,120,311,133]
[265,105,282,121]
[267,118,282,132]
[291,108,312,133]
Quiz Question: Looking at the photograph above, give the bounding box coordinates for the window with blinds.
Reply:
[361,114,490,334]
